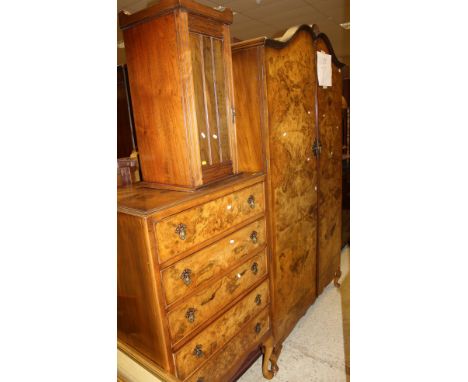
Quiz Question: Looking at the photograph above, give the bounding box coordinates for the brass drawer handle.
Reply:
[247,194,255,209]
[180,269,192,286]
[251,262,258,275]
[255,322,261,334]
[175,223,187,240]
[193,344,204,358]
[250,230,258,244]
[255,294,262,306]
[185,307,196,323]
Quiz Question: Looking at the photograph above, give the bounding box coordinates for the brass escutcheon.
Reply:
[255,322,262,334]
[247,195,255,209]
[175,223,187,240]
[180,268,192,286]
[193,344,204,358]
[250,230,258,244]
[185,307,196,323]
[251,262,259,275]
[255,294,262,305]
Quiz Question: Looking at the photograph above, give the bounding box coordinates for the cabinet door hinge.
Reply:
[232,107,236,124]
[312,139,322,157]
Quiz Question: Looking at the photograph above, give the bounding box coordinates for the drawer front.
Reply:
[167,250,267,344]
[184,308,270,382]
[175,280,269,379]
[155,182,264,263]
[161,218,266,305]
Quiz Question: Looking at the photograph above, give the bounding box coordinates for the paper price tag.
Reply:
[317,51,332,88]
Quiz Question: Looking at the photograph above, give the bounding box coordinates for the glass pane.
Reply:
[212,38,231,162]
[203,36,220,165]
[189,33,210,166]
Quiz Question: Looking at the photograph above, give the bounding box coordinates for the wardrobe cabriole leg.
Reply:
[261,336,276,379]
[270,342,282,373]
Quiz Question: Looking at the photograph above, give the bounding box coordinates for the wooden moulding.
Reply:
[188,13,224,38]
[119,0,233,30]
[232,24,346,69]
[118,340,180,382]
[117,172,265,218]
[202,161,233,184]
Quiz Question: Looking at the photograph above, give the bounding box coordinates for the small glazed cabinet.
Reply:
[119,0,238,191]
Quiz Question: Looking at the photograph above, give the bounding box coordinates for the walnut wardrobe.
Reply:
[232,25,344,354]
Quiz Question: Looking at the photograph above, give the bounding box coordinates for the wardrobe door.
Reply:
[315,37,343,294]
[265,30,318,342]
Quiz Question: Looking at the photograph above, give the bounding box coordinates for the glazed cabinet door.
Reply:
[189,31,233,183]
[265,30,319,343]
[315,37,343,294]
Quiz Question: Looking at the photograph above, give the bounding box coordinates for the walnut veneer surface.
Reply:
[315,37,343,294]
[118,172,275,381]
[161,218,266,305]
[232,25,344,352]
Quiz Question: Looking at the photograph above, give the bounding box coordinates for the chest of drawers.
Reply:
[118,173,276,381]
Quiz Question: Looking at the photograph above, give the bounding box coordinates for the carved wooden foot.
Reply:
[269,343,283,373]
[261,336,276,379]
[334,269,342,288]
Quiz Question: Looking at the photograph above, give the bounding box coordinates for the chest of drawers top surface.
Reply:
[117,172,265,218]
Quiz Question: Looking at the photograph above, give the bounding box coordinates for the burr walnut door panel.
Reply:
[166,250,267,344]
[189,32,232,175]
[161,218,266,305]
[265,30,319,342]
[154,182,265,263]
[174,280,269,379]
[316,37,343,294]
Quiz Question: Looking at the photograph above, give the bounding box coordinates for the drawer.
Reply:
[174,280,270,379]
[161,218,266,305]
[167,249,267,344]
[155,182,264,263]
[184,308,270,382]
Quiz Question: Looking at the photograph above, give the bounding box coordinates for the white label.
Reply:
[317,51,332,88]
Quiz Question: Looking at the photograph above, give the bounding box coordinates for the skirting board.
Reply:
[117,340,179,382]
